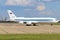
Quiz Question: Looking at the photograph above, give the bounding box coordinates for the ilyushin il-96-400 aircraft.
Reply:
[7,10,59,26]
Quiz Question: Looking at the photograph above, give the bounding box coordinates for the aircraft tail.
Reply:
[7,10,16,21]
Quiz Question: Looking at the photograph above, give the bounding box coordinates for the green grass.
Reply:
[53,23,60,25]
[0,34,60,40]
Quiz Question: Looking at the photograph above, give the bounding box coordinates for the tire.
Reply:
[32,24,36,26]
[26,24,31,26]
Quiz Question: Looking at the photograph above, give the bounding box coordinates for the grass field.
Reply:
[0,34,60,40]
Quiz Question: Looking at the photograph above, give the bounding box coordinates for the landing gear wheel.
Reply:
[33,24,36,26]
[26,24,31,26]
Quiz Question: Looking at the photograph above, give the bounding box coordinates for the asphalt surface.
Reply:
[0,23,60,34]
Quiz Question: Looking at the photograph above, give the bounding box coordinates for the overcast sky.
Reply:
[0,0,60,20]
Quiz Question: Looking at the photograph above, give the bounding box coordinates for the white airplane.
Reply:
[7,10,58,26]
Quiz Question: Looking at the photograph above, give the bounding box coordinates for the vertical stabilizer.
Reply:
[7,10,16,21]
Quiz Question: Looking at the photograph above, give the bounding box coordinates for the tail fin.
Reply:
[7,10,16,21]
